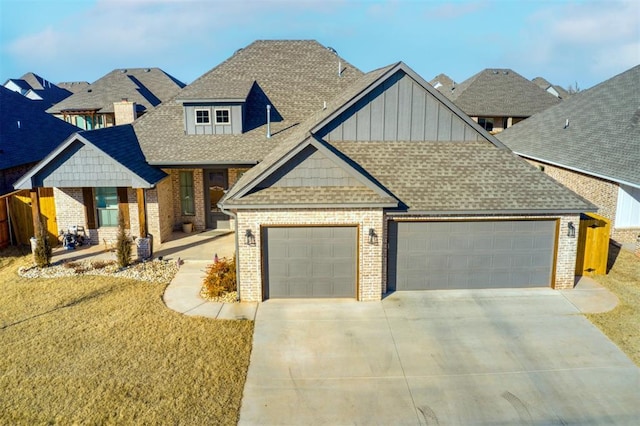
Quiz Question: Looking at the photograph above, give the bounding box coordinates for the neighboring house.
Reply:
[3,72,73,109]
[498,65,640,245]
[47,68,186,130]
[429,73,456,93]
[15,41,594,302]
[532,77,571,99]
[0,87,78,195]
[436,68,561,134]
[57,81,90,94]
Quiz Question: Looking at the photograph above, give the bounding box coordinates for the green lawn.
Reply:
[0,247,253,425]
[587,246,640,366]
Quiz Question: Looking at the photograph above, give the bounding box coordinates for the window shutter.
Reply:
[82,188,96,229]
[117,187,130,229]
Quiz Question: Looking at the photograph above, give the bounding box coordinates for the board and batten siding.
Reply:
[321,71,482,142]
[258,146,360,188]
[183,104,243,135]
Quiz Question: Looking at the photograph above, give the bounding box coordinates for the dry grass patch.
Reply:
[0,247,253,425]
[587,246,640,366]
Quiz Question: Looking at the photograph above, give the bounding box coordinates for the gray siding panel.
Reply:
[388,220,556,291]
[424,94,439,140]
[437,105,452,140]
[410,85,426,140]
[261,146,360,188]
[383,81,399,141]
[356,102,371,140]
[370,94,384,140]
[322,71,484,143]
[397,77,412,140]
[264,226,357,298]
[38,141,137,188]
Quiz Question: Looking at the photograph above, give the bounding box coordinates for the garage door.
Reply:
[388,220,556,290]
[263,227,357,299]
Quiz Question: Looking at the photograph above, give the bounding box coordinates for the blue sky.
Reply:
[1,0,638,90]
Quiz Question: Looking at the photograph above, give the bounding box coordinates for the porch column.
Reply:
[30,189,41,235]
[137,188,147,237]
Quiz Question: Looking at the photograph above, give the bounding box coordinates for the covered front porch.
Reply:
[51,229,235,264]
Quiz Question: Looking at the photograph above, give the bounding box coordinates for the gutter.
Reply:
[385,208,596,216]
[219,203,241,302]
[148,161,259,167]
[514,152,640,190]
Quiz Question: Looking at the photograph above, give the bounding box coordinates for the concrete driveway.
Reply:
[239,289,640,425]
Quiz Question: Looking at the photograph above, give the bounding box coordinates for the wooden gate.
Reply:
[575,213,610,276]
[0,188,58,247]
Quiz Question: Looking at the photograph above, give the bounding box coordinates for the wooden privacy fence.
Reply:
[0,189,58,249]
[575,212,610,276]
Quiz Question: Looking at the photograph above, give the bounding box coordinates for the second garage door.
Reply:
[263,226,357,299]
[388,220,557,290]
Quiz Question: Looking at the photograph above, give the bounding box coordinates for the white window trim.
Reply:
[195,108,211,125]
[214,108,231,125]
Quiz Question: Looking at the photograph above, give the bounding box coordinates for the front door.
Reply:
[205,169,230,229]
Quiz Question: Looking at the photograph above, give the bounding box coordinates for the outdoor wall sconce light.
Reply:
[368,228,378,245]
[567,222,576,238]
[245,229,256,246]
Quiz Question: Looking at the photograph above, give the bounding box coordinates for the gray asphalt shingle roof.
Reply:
[532,77,571,99]
[331,141,594,213]
[0,86,78,170]
[429,73,456,95]
[222,61,592,214]
[229,186,396,206]
[498,65,640,187]
[448,68,561,117]
[47,68,185,115]
[57,81,90,94]
[134,40,364,165]
[77,125,167,185]
[4,72,73,109]
[221,64,397,202]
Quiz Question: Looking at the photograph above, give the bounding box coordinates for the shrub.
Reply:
[33,220,52,268]
[91,260,113,270]
[202,256,237,299]
[115,211,132,268]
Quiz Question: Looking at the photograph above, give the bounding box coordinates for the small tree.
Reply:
[33,219,52,268]
[201,256,237,299]
[115,211,132,268]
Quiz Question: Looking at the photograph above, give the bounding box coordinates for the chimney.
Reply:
[113,98,137,125]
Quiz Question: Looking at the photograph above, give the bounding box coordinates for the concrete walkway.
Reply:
[160,231,258,320]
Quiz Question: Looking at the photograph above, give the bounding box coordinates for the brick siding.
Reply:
[235,210,577,302]
[236,208,384,302]
[527,160,638,244]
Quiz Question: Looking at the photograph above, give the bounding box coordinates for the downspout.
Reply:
[266,105,271,139]
[219,204,241,302]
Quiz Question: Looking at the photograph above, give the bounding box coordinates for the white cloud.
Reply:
[5,0,350,81]
[508,0,640,87]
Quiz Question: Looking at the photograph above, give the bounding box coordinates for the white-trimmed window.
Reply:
[180,171,195,216]
[95,187,119,227]
[195,109,210,125]
[615,184,640,228]
[214,109,230,124]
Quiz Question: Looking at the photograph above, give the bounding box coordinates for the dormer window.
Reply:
[215,109,230,124]
[183,103,240,135]
[195,109,210,125]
